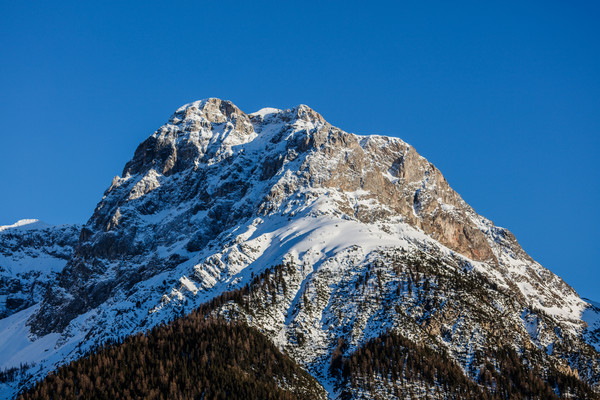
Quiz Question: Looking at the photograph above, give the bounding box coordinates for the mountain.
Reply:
[1,98,599,399]
[0,220,79,320]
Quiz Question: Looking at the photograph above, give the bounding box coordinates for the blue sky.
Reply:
[1,1,598,299]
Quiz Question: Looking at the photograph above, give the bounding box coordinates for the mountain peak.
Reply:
[249,103,325,124]
[249,107,282,119]
[105,99,501,264]
[171,98,245,125]
[291,103,325,123]
[122,98,255,177]
[121,99,332,180]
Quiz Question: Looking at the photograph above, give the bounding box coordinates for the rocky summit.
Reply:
[1,98,599,399]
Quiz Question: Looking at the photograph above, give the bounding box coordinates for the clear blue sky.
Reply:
[1,1,598,300]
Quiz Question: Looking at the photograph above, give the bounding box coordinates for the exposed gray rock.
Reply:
[0,221,79,319]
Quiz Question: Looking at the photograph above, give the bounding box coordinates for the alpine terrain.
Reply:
[1,98,599,399]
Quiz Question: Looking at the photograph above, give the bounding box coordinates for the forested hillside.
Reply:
[18,316,325,400]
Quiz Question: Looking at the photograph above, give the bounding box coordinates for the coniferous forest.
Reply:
[335,330,598,400]
[18,316,324,400]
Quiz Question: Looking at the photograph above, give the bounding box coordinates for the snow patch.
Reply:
[250,107,282,118]
[0,219,50,233]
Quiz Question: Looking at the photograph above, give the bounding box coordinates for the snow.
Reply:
[0,252,68,275]
[580,300,600,353]
[179,276,199,295]
[250,107,282,118]
[0,306,60,369]
[581,299,600,329]
[0,219,50,233]
[128,169,161,200]
[469,212,587,333]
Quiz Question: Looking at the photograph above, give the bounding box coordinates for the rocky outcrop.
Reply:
[0,221,79,319]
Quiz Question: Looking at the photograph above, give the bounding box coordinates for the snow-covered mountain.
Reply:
[0,220,79,320]
[1,98,599,398]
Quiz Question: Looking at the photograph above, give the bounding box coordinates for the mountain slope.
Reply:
[19,311,327,400]
[16,261,599,399]
[0,220,79,320]
[0,98,598,399]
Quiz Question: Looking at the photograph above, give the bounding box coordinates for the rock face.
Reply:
[1,98,599,399]
[0,220,79,319]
